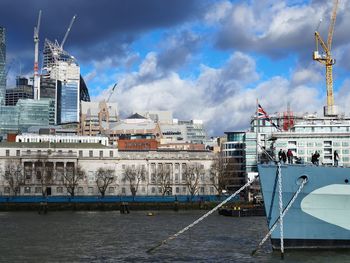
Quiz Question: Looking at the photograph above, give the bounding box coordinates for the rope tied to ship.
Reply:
[277,162,284,259]
[146,176,258,254]
[251,175,307,256]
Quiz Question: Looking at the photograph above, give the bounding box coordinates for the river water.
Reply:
[0,210,349,262]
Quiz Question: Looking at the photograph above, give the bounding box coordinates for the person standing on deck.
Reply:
[278,149,283,162]
[334,150,339,167]
[281,150,287,163]
[313,151,320,166]
[287,149,293,164]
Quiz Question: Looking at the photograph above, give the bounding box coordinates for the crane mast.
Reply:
[107,83,117,102]
[313,0,339,116]
[33,10,42,100]
[60,15,76,50]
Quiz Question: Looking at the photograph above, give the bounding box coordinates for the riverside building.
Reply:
[226,109,350,195]
[0,141,215,197]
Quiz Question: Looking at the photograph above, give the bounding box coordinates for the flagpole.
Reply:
[256,99,259,166]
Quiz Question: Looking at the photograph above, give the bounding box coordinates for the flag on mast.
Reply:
[258,104,269,119]
[257,104,282,131]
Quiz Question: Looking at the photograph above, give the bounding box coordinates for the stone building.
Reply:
[0,142,215,197]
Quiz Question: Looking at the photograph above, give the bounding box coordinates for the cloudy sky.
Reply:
[2,0,350,136]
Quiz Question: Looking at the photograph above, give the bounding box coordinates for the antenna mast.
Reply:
[33,10,42,100]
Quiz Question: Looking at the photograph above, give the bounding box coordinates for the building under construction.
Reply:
[40,38,90,124]
[0,14,90,138]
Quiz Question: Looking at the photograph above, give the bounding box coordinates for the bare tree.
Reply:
[34,157,54,197]
[64,163,85,197]
[4,160,25,196]
[122,165,146,197]
[209,153,232,195]
[96,167,115,197]
[155,163,172,196]
[210,155,246,196]
[183,162,204,199]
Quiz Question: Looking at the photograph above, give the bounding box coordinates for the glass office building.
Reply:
[57,81,79,124]
[0,99,52,136]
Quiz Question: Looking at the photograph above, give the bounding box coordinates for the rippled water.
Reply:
[0,211,349,262]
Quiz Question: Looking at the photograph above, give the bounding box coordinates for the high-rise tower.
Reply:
[42,39,80,124]
[0,27,6,105]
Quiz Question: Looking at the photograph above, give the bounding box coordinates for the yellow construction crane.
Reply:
[313,0,339,116]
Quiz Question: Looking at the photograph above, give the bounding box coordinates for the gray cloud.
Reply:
[212,0,350,66]
[0,0,208,75]
[158,31,201,71]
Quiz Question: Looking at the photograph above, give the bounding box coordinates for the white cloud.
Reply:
[89,1,350,136]
[92,50,328,136]
[291,64,323,86]
[204,0,232,24]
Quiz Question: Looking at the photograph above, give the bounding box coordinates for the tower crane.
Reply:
[60,15,76,50]
[33,10,42,100]
[107,83,117,102]
[313,0,339,116]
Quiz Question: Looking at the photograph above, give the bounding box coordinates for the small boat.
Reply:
[258,163,350,249]
[218,205,265,217]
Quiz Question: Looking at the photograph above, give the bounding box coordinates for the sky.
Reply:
[2,0,350,136]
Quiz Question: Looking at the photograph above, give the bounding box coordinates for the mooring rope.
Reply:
[277,162,284,259]
[147,176,258,253]
[251,176,307,256]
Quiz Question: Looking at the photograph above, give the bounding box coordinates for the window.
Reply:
[25,170,32,180]
[16,150,20,157]
[122,187,126,194]
[88,187,94,194]
[79,150,83,157]
[176,187,180,194]
[89,150,93,157]
[4,187,10,194]
[200,187,205,194]
[210,187,214,194]
[182,187,187,193]
[142,187,146,193]
[122,164,126,170]
[5,150,9,157]
[342,149,350,154]
[27,150,31,154]
[35,187,42,194]
[37,150,41,154]
[78,187,84,194]
[108,187,115,194]
[99,151,103,158]
[4,170,10,180]
[58,150,62,155]
[158,187,162,194]
[56,187,63,194]
[68,150,73,154]
[36,171,42,180]
[109,151,113,158]
[24,187,31,194]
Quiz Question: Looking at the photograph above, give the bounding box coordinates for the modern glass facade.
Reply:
[57,81,79,124]
[0,27,6,105]
[0,99,52,136]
